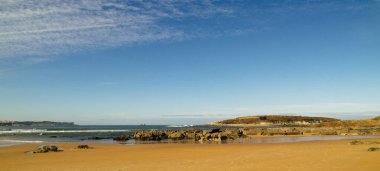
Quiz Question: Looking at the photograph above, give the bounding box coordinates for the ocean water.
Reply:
[1,125,379,147]
[0,125,229,146]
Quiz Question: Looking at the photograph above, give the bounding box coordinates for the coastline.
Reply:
[2,134,380,147]
[1,138,380,171]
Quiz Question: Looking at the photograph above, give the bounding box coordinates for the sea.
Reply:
[1,125,379,147]
[0,125,224,147]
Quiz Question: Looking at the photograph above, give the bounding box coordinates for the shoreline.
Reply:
[1,138,380,171]
[1,135,380,148]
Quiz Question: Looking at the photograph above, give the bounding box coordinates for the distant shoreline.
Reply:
[0,121,75,127]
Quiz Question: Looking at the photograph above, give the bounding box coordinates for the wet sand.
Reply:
[1,139,380,171]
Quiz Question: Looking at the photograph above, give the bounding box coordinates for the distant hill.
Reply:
[210,115,339,126]
[0,121,75,126]
[314,116,380,127]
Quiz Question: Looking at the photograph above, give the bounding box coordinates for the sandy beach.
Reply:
[1,139,380,171]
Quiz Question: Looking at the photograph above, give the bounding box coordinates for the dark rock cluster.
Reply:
[110,124,380,143]
[368,147,380,152]
[241,127,303,136]
[131,126,380,142]
[88,136,110,140]
[77,145,91,149]
[33,145,61,153]
[133,128,244,142]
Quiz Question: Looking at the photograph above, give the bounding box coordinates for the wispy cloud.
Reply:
[0,0,231,60]
[0,0,376,62]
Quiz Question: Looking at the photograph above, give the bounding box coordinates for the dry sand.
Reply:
[1,139,380,171]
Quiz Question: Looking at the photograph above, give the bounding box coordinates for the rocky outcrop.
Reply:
[133,128,243,142]
[240,127,304,136]
[132,128,302,142]
[368,147,380,152]
[131,125,380,142]
[168,132,185,140]
[34,145,61,153]
[131,117,380,142]
[133,130,168,140]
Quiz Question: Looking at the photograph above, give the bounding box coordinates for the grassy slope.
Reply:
[314,116,380,127]
[215,115,339,125]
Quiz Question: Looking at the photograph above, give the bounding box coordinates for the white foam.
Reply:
[0,140,44,143]
[0,129,130,134]
[0,129,47,134]
[0,139,45,147]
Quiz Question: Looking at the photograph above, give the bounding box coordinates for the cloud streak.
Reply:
[0,0,231,60]
[0,0,376,62]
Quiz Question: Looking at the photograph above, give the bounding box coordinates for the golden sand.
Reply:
[1,139,380,171]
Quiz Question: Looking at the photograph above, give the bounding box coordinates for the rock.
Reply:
[240,127,305,136]
[183,129,202,139]
[222,129,243,139]
[368,147,380,152]
[217,134,228,141]
[320,130,338,135]
[350,140,364,145]
[88,136,109,140]
[237,129,244,137]
[209,128,222,133]
[184,132,197,139]
[35,145,61,153]
[77,145,90,149]
[49,145,58,152]
[198,137,207,142]
[134,130,167,140]
[196,132,229,142]
[242,128,259,136]
[132,128,243,142]
[113,135,130,141]
[168,132,185,140]
[36,145,50,153]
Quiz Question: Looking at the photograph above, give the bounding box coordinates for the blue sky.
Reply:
[1,0,380,124]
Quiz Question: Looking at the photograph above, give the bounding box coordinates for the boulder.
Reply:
[35,145,61,153]
[36,145,50,153]
[350,140,364,145]
[77,145,90,149]
[133,130,168,140]
[368,147,380,152]
[49,145,58,152]
[217,134,228,141]
[168,132,185,140]
[209,128,222,133]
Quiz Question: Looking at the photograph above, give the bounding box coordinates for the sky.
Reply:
[0,0,380,125]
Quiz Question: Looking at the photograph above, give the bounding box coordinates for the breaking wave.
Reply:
[0,129,130,134]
